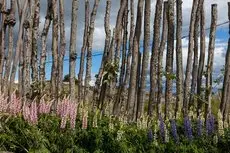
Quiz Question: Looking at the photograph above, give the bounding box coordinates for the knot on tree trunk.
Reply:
[70,53,77,61]
[4,14,16,26]
[23,20,30,29]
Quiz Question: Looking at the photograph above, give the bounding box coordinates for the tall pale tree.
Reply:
[205,4,217,116]
[69,0,79,103]
[157,1,168,117]
[137,0,151,119]
[149,0,163,117]
[164,0,174,119]
[127,0,144,121]
[183,0,199,116]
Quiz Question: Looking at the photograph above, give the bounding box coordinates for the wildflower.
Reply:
[217,110,224,136]
[147,128,153,142]
[30,100,38,125]
[206,113,215,135]
[69,102,77,129]
[116,130,124,141]
[22,103,30,121]
[0,96,8,113]
[165,127,169,143]
[170,119,179,143]
[153,126,158,145]
[184,116,193,140]
[213,134,218,145]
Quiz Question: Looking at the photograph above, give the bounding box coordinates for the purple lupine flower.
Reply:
[184,116,193,140]
[170,119,179,143]
[147,128,153,142]
[197,117,203,137]
[159,115,165,142]
[206,113,215,135]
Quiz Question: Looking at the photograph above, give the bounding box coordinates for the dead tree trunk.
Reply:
[197,1,205,117]
[205,4,217,116]
[51,0,59,107]
[127,0,144,121]
[148,0,163,117]
[183,0,199,116]
[31,0,40,82]
[137,0,151,118]
[9,0,28,97]
[164,0,174,120]
[0,0,6,93]
[58,0,66,97]
[3,0,16,95]
[69,0,79,103]
[175,0,183,118]
[40,0,52,91]
[78,0,90,103]
[157,1,168,117]
[84,0,100,106]
[189,0,204,111]
[123,0,134,113]
[220,2,230,122]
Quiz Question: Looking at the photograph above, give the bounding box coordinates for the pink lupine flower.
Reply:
[44,100,53,114]
[69,103,77,129]
[23,103,30,121]
[39,98,45,114]
[30,100,38,125]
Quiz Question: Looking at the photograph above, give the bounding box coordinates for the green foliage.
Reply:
[1,114,230,153]
[63,74,79,84]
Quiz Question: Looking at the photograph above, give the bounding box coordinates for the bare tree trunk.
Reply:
[114,0,128,64]
[157,1,168,117]
[78,0,90,103]
[183,0,199,116]
[51,0,59,107]
[17,0,24,99]
[3,0,16,95]
[31,0,40,82]
[135,51,142,120]
[164,0,174,120]
[123,0,134,113]
[175,0,183,118]
[69,0,79,103]
[148,0,163,117]
[137,0,151,119]
[189,0,204,111]
[84,0,100,106]
[40,0,52,91]
[127,0,144,121]
[205,4,217,116]
[58,0,66,97]
[220,2,230,121]
[9,0,28,98]
[94,0,111,110]
[0,0,6,93]
[197,1,205,117]
[113,0,128,115]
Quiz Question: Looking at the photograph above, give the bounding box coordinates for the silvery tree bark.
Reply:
[40,0,52,91]
[175,0,183,118]
[197,0,205,117]
[137,0,151,118]
[69,0,79,103]
[78,0,90,103]
[157,1,168,117]
[148,0,163,117]
[205,4,217,116]
[183,0,199,116]
[164,0,174,120]
[84,0,100,106]
[220,2,230,122]
[127,0,144,121]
